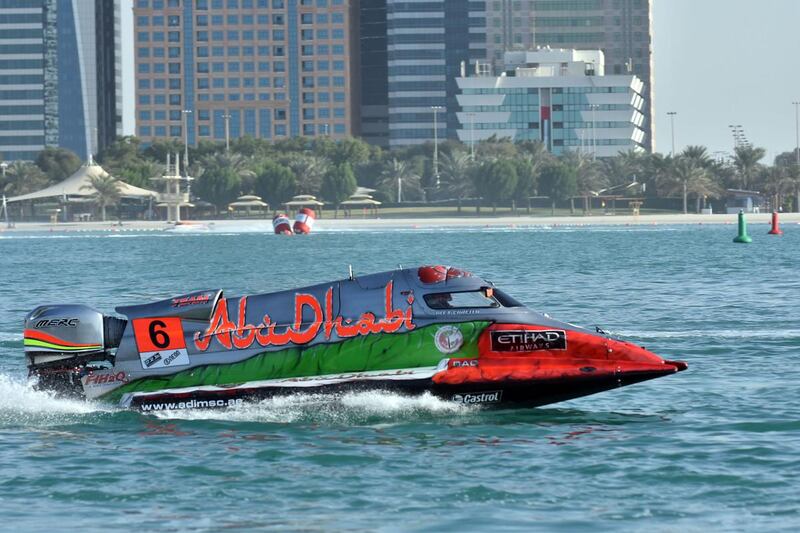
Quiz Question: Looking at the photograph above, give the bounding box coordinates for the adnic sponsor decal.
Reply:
[490,329,567,352]
[451,391,502,404]
[194,281,416,352]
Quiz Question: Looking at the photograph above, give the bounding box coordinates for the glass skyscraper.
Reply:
[0,0,122,162]
[356,0,486,148]
[133,0,355,145]
[384,0,486,147]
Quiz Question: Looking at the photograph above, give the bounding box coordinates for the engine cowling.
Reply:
[24,305,126,395]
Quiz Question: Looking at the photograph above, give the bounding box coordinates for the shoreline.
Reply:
[1,212,797,233]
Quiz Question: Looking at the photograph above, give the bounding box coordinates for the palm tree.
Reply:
[439,150,475,212]
[562,150,603,214]
[282,153,328,195]
[681,145,712,168]
[733,145,766,190]
[667,157,720,214]
[1,162,49,196]
[377,158,421,202]
[82,174,121,221]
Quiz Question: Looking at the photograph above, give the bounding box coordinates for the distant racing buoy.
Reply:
[733,210,752,243]
[293,207,315,234]
[768,211,783,235]
[272,213,293,235]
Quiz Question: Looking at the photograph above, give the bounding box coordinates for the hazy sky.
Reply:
[121,0,800,162]
[652,0,800,161]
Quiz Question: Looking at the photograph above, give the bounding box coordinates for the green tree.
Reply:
[194,153,250,208]
[253,160,296,208]
[666,157,721,214]
[377,158,422,203]
[321,162,357,215]
[81,173,121,221]
[473,159,518,215]
[1,161,49,196]
[439,151,474,212]
[35,146,82,182]
[564,150,603,214]
[539,162,578,215]
[281,153,328,195]
[97,136,161,189]
[733,145,766,190]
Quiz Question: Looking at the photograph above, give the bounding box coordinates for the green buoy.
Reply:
[733,210,752,243]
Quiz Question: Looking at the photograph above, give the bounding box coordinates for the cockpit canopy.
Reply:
[423,287,523,310]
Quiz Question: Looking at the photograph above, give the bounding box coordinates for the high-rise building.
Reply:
[133,0,356,146]
[485,0,654,150]
[356,0,486,148]
[0,0,123,162]
[357,0,388,147]
[456,49,646,157]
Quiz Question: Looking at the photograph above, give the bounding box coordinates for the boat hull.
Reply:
[124,363,685,412]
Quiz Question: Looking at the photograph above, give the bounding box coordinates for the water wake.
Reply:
[0,373,112,427]
[152,390,475,425]
[619,328,800,340]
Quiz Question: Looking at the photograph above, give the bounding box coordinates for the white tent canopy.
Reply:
[7,158,158,203]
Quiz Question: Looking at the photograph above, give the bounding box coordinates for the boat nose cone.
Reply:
[664,359,688,372]
[606,338,687,375]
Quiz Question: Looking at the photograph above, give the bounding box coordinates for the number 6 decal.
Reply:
[132,317,190,369]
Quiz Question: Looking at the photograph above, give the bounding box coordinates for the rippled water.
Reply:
[1,223,799,531]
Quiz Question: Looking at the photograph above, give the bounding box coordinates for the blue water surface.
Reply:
[1,223,798,532]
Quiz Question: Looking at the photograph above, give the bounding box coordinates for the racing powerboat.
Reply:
[23,266,686,411]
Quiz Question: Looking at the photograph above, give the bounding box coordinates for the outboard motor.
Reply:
[24,305,127,396]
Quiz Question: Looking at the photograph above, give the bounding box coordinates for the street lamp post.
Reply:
[223,112,231,154]
[467,112,476,160]
[431,105,443,188]
[182,109,192,173]
[667,111,677,156]
[793,102,800,167]
[1,162,8,228]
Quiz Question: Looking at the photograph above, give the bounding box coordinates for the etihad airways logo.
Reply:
[490,329,567,352]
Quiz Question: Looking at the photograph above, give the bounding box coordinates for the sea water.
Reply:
[1,224,798,531]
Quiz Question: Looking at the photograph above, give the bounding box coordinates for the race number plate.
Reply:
[132,317,190,369]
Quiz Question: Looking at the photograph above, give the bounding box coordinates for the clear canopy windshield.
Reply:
[424,289,501,309]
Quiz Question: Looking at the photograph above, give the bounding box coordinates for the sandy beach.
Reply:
[1,212,797,233]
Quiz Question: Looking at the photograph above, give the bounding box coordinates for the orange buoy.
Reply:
[293,207,315,234]
[768,211,783,235]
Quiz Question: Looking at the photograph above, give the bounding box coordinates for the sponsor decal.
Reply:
[140,348,189,369]
[434,325,464,354]
[34,318,80,329]
[449,358,478,368]
[132,317,191,369]
[140,398,244,411]
[172,293,212,308]
[490,329,567,352]
[451,390,502,404]
[194,281,416,352]
[84,371,128,387]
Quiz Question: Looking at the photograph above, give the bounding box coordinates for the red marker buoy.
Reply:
[272,213,293,235]
[768,211,783,235]
[293,207,315,234]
